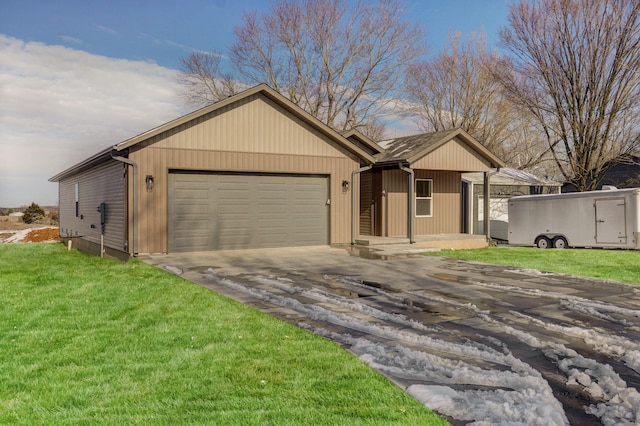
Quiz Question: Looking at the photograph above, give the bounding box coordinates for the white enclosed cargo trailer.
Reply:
[508,187,640,249]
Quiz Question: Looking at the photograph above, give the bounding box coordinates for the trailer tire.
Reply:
[552,236,568,249]
[535,236,551,249]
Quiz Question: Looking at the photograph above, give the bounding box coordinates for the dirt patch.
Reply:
[22,227,59,242]
[1,227,59,243]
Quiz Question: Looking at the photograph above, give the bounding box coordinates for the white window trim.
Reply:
[415,178,433,217]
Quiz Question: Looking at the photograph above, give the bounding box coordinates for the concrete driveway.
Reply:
[141,246,640,426]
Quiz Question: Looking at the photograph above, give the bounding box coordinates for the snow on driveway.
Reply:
[149,250,640,425]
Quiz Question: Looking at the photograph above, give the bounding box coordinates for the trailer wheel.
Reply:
[553,236,568,249]
[535,236,551,249]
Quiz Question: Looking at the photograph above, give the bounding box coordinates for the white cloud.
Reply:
[58,35,83,45]
[0,34,184,207]
[96,25,118,36]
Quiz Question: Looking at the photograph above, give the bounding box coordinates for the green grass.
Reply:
[0,244,447,425]
[427,246,640,285]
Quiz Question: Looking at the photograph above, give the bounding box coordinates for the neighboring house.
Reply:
[359,129,505,242]
[562,155,640,192]
[462,168,561,241]
[8,212,24,223]
[50,84,506,258]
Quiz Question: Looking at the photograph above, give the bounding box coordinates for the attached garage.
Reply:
[168,172,329,251]
[50,84,378,257]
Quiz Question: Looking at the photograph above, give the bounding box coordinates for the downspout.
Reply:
[398,163,415,244]
[483,169,500,243]
[351,164,374,245]
[111,149,138,255]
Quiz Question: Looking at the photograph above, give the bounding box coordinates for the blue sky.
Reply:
[0,0,510,207]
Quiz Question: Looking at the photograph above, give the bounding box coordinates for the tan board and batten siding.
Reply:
[381,170,462,236]
[411,136,495,171]
[128,92,361,254]
[367,133,498,238]
[58,160,126,250]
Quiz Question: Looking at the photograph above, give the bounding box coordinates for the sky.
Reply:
[0,0,510,207]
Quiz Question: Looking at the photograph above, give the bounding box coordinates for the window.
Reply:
[415,179,432,217]
[75,183,79,217]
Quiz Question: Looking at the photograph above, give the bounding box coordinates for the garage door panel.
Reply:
[174,219,209,231]
[169,173,328,252]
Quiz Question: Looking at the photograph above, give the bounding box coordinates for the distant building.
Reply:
[8,212,24,223]
[562,155,640,192]
[462,168,561,241]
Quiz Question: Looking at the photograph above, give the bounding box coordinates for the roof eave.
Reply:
[48,147,114,182]
[341,129,385,155]
[405,128,506,169]
[114,83,376,164]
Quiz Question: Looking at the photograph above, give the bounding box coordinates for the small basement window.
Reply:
[415,179,433,217]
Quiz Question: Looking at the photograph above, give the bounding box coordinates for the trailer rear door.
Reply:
[595,198,627,244]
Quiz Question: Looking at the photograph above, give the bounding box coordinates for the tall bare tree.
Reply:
[177,51,241,108]
[404,31,551,168]
[498,0,640,191]
[228,0,424,134]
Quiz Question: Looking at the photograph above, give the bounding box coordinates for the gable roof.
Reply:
[341,129,385,156]
[114,84,376,164]
[376,128,505,168]
[50,84,377,182]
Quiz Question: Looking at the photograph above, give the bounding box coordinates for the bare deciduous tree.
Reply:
[177,51,241,108]
[498,0,640,191]
[404,31,551,168]
[229,0,424,134]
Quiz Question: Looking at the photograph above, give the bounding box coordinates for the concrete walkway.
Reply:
[141,246,640,426]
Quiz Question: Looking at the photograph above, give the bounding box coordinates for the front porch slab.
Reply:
[355,233,488,250]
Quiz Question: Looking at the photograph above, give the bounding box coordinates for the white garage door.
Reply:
[168,172,329,252]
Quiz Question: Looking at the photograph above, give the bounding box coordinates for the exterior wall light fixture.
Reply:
[145,175,154,191]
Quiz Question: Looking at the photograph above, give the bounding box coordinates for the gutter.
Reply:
[351,164,374,245]
[398,163,415,244]
[110,150,138,255]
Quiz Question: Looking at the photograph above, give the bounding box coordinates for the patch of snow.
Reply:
[551,352,640,425]
[249,275,436,332]
[512,311,640,373]
[0,226,51,243]
[407,385,567,426]
[211,273,568,425]
[164,265,183,275]
[3,228,32,242]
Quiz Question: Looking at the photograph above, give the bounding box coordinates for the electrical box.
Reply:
[97,203,106,225]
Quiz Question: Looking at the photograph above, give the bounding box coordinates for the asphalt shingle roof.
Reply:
[376,129,457,163]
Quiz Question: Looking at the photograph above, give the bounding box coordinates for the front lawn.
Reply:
[0,243,446,425]
[427,246,640,285]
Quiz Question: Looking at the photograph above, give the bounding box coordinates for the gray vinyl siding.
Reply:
[168,172,329,251]
[59,160,126,251]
